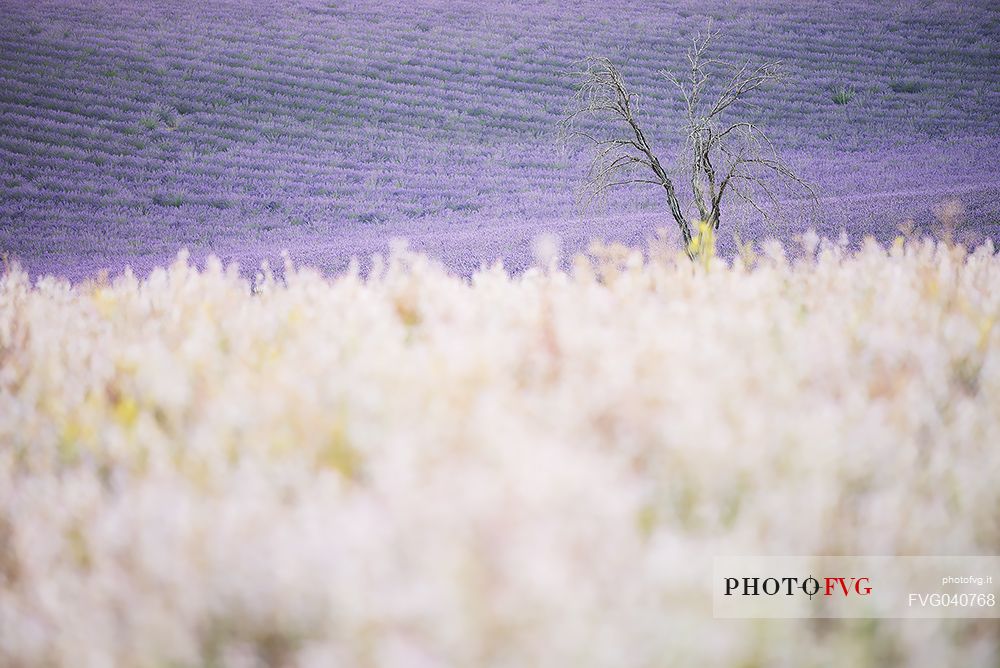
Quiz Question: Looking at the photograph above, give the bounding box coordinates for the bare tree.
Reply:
[562,26,814,257]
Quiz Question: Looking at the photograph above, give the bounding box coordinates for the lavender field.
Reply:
[1,0,999,278]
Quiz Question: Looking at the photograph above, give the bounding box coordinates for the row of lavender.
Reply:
[1,0,998,278]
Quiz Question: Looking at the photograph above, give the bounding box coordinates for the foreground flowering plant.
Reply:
[1,235,998,666]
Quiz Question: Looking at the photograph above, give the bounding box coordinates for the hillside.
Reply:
[1,0,998,277]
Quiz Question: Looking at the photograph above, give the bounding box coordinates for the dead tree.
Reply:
[563,27,814,256]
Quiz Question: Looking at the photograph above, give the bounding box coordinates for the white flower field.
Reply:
[1,235,998,666]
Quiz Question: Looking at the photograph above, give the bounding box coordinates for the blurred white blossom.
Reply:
[0,237,998,667]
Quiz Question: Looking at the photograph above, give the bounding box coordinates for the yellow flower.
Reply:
[114,397,139,428]
[318,421,360,479]
[92,288,115,316]
[687,220,715,267]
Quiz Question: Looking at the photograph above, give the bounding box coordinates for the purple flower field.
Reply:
[1,0,998,278]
